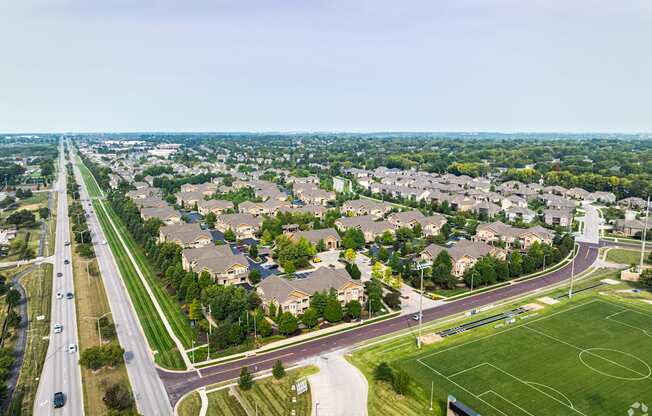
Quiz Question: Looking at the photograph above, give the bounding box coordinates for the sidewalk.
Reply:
[308,353,368,416]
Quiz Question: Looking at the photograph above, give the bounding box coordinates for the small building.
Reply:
[158,223,213,248]
[291,228,341,251]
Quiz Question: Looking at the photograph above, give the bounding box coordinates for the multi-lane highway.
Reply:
[70,145,173,415]
[34,140,83,415]
[159,241,601,404]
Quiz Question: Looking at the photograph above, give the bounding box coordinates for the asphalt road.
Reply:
[159,241,601,405]
[34,141,84,416]
[71,147,173,415]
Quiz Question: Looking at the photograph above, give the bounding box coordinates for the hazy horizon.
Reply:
[2,1,651,133]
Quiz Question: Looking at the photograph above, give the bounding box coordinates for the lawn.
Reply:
[78,158,194,349]
[177,392,202,416]
[606,248,649,266]
[7,263,52,415]
[76,158,104,198]
[203,366,318,416]
[398,299,652,415]
[92,199,186,369]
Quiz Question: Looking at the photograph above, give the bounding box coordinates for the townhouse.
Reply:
[543,209,573,228]
[335,215,395,243]
[181,245,249,286]
[197,199,234,216]
[238,200,291,217]
[421,240,506,278]
[342,199,394,218]
[474,221,554,250]
[290,228,341,251]
[140,206,181,225]
[215,213,262,239]
[158,223,213,248]
[257,267,364,316]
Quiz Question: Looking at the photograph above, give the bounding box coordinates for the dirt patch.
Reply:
[420,333,443,345]
[523,303,544,311]
[538,296,559,305]
[600,278,620,285]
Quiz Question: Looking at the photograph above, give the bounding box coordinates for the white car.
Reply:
[102,240,107,245]
[56,292,63,300]
[53,324,63,334]
[413,313,423,321]
[68,344,77,353]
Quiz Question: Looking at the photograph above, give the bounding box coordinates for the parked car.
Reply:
[53,392,65,408]
[53,324,63,334]
[312,257,322,263]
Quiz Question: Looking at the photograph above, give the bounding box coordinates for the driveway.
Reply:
[308,353,368,416]
[576,202,601,244]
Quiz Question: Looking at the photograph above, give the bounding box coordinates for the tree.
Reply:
[5,289,20,307]
[249,243,258,259]
[79,346,105,370]
[38,207,50,219]
[188,298,202,321]
[301,307,318,328]
[344,248,357,263]
[5,310,21,329]
[248,269,261,285]
[310,291,328,316]
[103,383,134,411]
[272,360,286,380]
[346,300,362,319]
[378,246,389,262]
[641,269,652,288]
[278,312,298,335]
[342,228,365,250]
[323,297,343,323]
[383,292,401,309]
[392,369,410,395]
[238,366,254,390]
[224,228,236,242]
[374,362,394,383]
[257,317,272,337]
[205,212,217,229]
[315,239,326,253]
[508,251,523,277]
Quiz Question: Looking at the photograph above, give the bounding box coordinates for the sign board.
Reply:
[295,377,308,395]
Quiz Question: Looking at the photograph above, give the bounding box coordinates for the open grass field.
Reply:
[606,248,650,266]
[7,263,52,415]
[399,299,652,416]
[92,199,185,369]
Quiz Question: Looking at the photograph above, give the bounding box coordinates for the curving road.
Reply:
[159,241,602,405]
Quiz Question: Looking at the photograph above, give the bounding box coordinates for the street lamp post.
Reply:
[84,312,112,345]
[568,258,575,299]
[413,261,432,349]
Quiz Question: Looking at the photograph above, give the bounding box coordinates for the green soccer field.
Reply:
[399,299,652,416]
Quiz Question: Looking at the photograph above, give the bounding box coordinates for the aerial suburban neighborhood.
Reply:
[1,1,652,416]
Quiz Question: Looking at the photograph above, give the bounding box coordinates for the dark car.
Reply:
[64,259,70,265]
[53,392,65,408]
[56,272,63,277]
[66,292,74,300]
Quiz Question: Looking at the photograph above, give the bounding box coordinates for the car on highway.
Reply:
[66,292,74,300]
[413,312,423,321]
[56,272,63,277]
[68,344,77,353]
[53,323,63,334]
[102,240,107,245]
[53,391,65,408]
[64,241,70,246]
[56,292,63,300]
[64,259,70,265]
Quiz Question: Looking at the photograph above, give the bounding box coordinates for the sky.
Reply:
[1,0,651,133]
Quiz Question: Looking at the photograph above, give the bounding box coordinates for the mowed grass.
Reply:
[93,199,185,369]
[78,158,194,349]
[203,366,318,416]
[177,391,202,416]
[7,263,53,415]
[606,248,650,266]
[398,299,652,416]
[76,158,104,198]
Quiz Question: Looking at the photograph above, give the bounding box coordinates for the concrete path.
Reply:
[308,353,368,416]
[576,202,601,244]
[198,388,208,416]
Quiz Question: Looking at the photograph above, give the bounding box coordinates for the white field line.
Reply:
[522,326,649,378]
[416,359,508,416]
[605,308,652,338]
[79,157,192,368]
[417,299,600,362]
[479,390,536,416]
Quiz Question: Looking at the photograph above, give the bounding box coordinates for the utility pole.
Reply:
[568,258,575,299]
[639,196,650,272]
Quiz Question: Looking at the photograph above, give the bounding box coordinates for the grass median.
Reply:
[93,199,186,369]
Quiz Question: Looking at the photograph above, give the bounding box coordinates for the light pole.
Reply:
[568,258,575,299]
[84,312,112,345]
[639,196,650,272]
[429,380,434,411]
[413,261,432,349]
[80,258,94,286]
[542,254,548,271]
